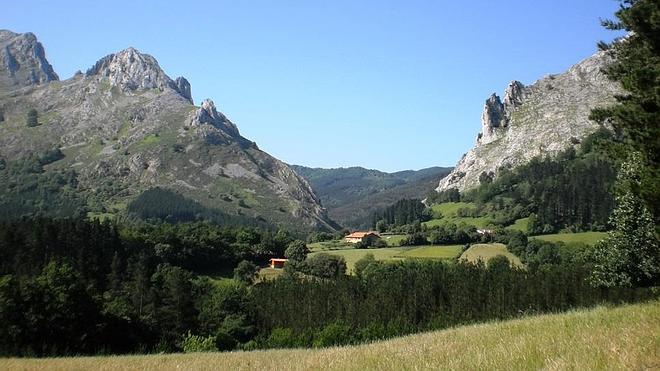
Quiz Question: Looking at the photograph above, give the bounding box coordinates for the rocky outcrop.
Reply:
[478,94,506,145]
[86,47,193,103]
[0,30,58,90]
[175,76,192,102]
[437,50,619,192]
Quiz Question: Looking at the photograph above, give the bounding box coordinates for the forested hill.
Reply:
[291,165,452,228]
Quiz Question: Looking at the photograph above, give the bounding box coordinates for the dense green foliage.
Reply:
[372,199,431,229]
[0,217,655,356]
[127,187,262,227]
[0,154,85,220]
[0,218,295,356]
[590,0,660,220]
[254,259,653,348]
[590,153,660,287]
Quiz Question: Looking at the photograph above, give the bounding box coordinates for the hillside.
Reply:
[0,30,336,231]
[437,50,620,192]
[292,165,451,228]
[4,300,658,370]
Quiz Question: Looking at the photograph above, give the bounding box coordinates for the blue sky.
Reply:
[2,1,624,172]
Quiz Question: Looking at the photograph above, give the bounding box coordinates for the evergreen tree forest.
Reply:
[371,198,430,230]
[0,217,655,356]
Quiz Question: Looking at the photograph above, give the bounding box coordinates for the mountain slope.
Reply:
[292,165,452,228]
[437,50,620,192]
[0,31,336,231]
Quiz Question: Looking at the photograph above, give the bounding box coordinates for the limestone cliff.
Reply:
[437,51,619,192]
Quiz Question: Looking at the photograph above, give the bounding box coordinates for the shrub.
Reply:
[179,331,217,353]
[400,232,428,246]
[304,253,347,278]
[234,260,259,285]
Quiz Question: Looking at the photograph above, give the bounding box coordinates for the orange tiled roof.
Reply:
[346,231,379,238]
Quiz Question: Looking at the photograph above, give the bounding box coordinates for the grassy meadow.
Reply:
[308,244,464,273]
[459,243,524,267]
[423,202,493,229]
[530,231,608,245]
[4,300,658,371]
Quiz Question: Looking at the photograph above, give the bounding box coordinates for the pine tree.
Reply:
[590,0,660,220]
[590,152,660,287]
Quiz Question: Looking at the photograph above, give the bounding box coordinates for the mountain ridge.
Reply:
[437,50,620,192]
[0,30,336,231]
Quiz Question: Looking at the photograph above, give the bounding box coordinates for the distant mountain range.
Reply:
[291,165,452,228]
[0,30,337,231]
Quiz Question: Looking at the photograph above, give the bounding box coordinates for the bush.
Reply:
[214,330,238,351]
[304,253,347,278]
[234,260,259,285]
[180,331,218,353]
[400,232,428,246]
[285,240,309,262]
[312,321,353,347]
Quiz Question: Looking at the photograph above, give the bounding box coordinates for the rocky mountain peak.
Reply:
[191,99,241,137]
[0,29,59,90]
[86,47,193,103]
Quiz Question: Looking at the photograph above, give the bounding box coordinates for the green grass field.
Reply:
[505,217,530,232]
[429,202,476,218]
[308,247,404,273]
[6,301,658,370]
[424,202,493,229]
[308,240,353,251]
[530,231,608,245]
[309,244,463,273]
[395,245,462,259]
[459,243,524,267]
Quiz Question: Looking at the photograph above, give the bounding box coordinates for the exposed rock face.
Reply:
[478,94,506,145]
[0,30,336,231]
[437,51,619,192]
[86,47,193,103]
[175,76,192,102]
[0,30,58,90]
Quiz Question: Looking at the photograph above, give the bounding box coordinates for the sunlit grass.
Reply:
[530,231,607,245]
[459,243,523,267]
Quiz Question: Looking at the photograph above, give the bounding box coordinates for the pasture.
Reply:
[459,243,524,267]
[308,245,463,273]
[530,231,608,245]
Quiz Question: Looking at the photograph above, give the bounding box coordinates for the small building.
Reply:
[269,258,288,269]
[476,229,494,236]
[345,231,381,244]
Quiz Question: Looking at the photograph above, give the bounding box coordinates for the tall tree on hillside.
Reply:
[590,153,660,287]
[590,0,660,220]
